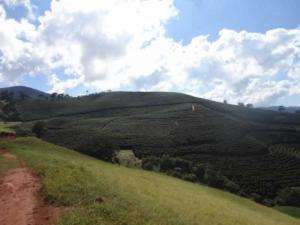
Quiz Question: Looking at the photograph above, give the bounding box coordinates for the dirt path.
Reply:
[0,151,60,225]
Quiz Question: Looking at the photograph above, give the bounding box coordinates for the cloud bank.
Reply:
[0,0,299,105]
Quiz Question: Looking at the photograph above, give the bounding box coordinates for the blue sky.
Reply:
[0,0,299,106]
[169,0,300,42]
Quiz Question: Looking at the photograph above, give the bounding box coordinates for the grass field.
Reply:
[1,137,299,225]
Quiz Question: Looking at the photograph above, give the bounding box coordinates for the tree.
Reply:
[57,94,64,100]
[246,103,253,108]
[32,121,47,138]
[223,100,228,104]
[238,102,245,107]
[0,91,14,102]
[278,106,286,113]
[50,93,58,100]
[276,187,300,207]
[0,91,20,121]
[19,91,29,100]
[76,134,120,162]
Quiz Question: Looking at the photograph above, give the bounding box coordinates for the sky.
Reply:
[0,0,299,106]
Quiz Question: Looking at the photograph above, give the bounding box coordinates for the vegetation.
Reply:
[0,122,13,132]
[1,137,299,225]
[12,91,300,205]
[276,187,300,207]
[275,206,300,219]
[32,121,47,138]
[0,90,20,121]
[142,156,242,195]
[114,150,142,168]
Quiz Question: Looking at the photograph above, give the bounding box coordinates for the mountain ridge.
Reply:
[0,86,50,99]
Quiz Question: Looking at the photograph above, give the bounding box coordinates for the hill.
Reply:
[1,137,299,225]
[0,86,50,100]
[12,90,300,205]
[261,106,300,113]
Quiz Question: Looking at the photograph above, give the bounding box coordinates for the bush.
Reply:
[77,135,119,162]
[142,157,161,171]
[166,170,182,178]
[276,187,300,207]
[262,199,275,207]
[114,150,142,168]
[172,158,193,173]
[204,168,225,188]
[32,121,47,137]
[181,173,198,182]
[251,193,263,203]
[160,155,174,172]
[192,164,206,182]
[160,156,192,173]
[223,179,240,194]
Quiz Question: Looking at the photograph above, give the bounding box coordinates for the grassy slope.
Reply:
[1,137,299,225]
[276,206,300,219]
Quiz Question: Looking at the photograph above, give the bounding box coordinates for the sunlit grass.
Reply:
[1,137,299,225]
[0,122,20,132]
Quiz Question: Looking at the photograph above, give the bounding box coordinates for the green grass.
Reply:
[276,206,300,219]
[1,137,299,225]
[0,122,12,132]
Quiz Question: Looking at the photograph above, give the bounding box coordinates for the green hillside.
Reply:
[1,137,299,225]
[14,91,300,203]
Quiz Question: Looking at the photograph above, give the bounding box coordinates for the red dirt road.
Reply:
[0,152,60,225]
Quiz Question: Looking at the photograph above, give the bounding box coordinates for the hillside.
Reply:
[0,86,49,100]
[1,137,299,225]
[12,91,300,204]
[262,106,300,113]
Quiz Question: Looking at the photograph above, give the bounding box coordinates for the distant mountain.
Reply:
[261,106,300,113]
[0,86,50,100]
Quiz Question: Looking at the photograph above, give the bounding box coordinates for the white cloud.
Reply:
[0,6,43,84]
[0,0,299,106]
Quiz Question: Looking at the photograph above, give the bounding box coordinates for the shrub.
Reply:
[182,173,198,182]
[192,164,206,182]
[160,155,174,172]
[32,121,47,138]
[114,150,142,168]
[251,193,263,203]
[172,158,193,173]
[223,179,240,194]
[276,187,300,207]
[142,157,161,171]
[204,168,225,188]
[166,170,182,178]
[77,136,119,162]
[262,199,275,207]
